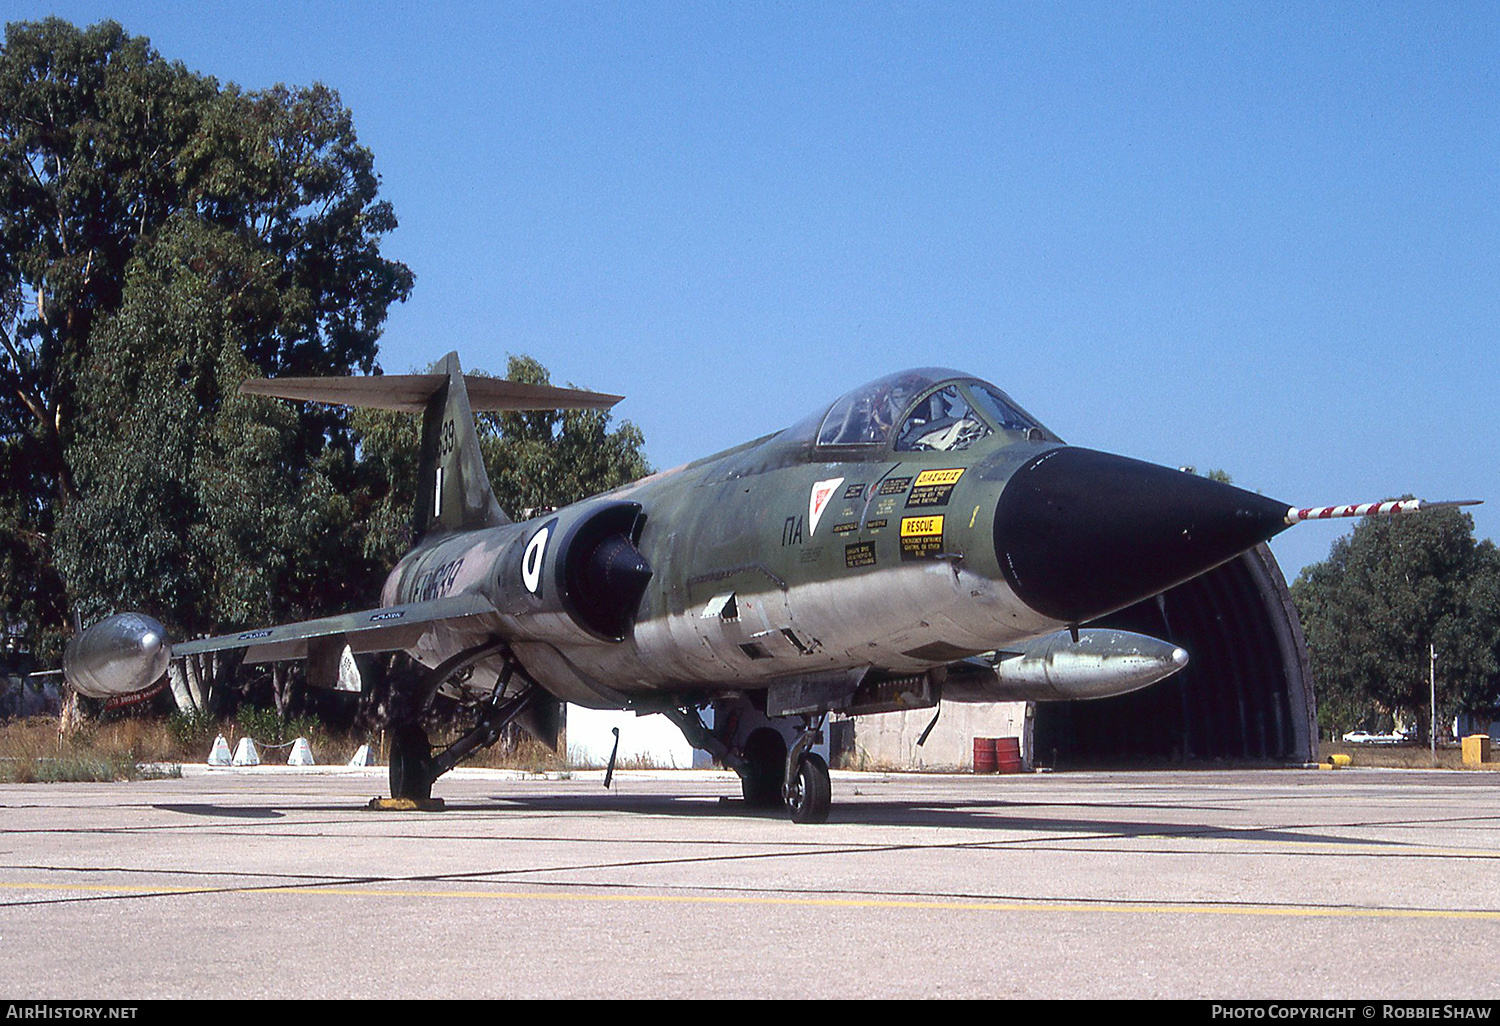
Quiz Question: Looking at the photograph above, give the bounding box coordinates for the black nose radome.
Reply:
[994,447,1290,624]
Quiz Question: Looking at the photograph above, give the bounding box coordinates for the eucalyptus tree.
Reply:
[1292,505,1500,741]
[0,18,412,663]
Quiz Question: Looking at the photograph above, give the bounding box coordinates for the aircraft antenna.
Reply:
[1284,498,1481,525]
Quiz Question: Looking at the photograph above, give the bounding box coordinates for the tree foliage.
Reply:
[1291,505,1500,740]
[0,18,413,660]
[54,220,380,637]
[483,355,651,516]
[0,18,651,723]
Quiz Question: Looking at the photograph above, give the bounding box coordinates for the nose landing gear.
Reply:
[665,706,832,824]
[785,750,831,824]
[782,716,831,824]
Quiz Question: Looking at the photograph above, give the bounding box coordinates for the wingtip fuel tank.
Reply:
[62,612,172,700]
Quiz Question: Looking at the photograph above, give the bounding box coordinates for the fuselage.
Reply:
[380,368,1293,708]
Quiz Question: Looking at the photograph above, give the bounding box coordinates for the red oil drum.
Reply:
[973,737,998,773]
[995,737,1023,774]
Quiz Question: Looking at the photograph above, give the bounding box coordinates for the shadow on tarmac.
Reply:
[137,786,1415,850]
[152,803,286,819]
[473,791,1401,848]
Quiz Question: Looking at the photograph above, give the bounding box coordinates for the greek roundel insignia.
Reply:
[522,522,554,595]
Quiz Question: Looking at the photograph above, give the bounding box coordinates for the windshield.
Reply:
[813,368,1057,449]
[895,385,991,452]
[816,369,959,447]
[967,382,1052,438]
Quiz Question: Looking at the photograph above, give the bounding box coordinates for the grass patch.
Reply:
[0,716,190,782]
[7,711,1496,782]
[833,746,906,773]
[1319,740,1500,770]
[466,732,569,772]
[565,747,684,771]
[0,714,574,778]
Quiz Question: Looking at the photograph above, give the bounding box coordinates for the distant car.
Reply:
[1342,730,1410,745]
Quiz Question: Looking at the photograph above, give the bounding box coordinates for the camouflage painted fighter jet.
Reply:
[64,354,1477,821]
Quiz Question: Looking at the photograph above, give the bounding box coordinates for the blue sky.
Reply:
[11,2,1498,580]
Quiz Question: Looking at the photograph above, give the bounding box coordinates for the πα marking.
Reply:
[782,515,805,546]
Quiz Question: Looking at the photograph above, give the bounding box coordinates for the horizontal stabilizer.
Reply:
[241,373,622,413]
[174,593,499,663]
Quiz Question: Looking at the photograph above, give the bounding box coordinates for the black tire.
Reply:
[740,727,787,808]
[787,752,831,824]
[389,723,435,801]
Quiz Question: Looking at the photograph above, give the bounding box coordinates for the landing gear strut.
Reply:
[386,639,539,801]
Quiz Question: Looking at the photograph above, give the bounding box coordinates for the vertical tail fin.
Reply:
[417,353,509,536]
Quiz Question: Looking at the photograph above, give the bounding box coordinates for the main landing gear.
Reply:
[666,707,832,824]
[386,639,541,802]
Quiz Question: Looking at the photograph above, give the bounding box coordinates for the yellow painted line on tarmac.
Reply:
[1128,833,1500,859]
[0,881,206,895]
[4,879,1500,922]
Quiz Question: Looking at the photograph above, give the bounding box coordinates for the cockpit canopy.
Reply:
[814,368,1057,451]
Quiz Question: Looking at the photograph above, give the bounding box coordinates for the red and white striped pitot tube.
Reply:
[1284,498,1481,525]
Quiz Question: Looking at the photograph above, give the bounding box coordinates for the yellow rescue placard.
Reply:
[900,515,945,560]
[900,515,944,537]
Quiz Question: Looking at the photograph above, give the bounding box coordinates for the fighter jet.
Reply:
[64,354,1477,821]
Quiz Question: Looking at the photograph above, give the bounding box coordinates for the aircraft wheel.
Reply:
[741,728,786,807]
[389,724,435,801]
[786,752,831,824]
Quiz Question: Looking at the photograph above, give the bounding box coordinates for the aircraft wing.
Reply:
[173,593,499,664]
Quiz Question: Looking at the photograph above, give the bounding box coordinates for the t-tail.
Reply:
[240,351,623,539]
[417,352,505,535]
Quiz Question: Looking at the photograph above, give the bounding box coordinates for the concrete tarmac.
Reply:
[2,765,1499,999]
